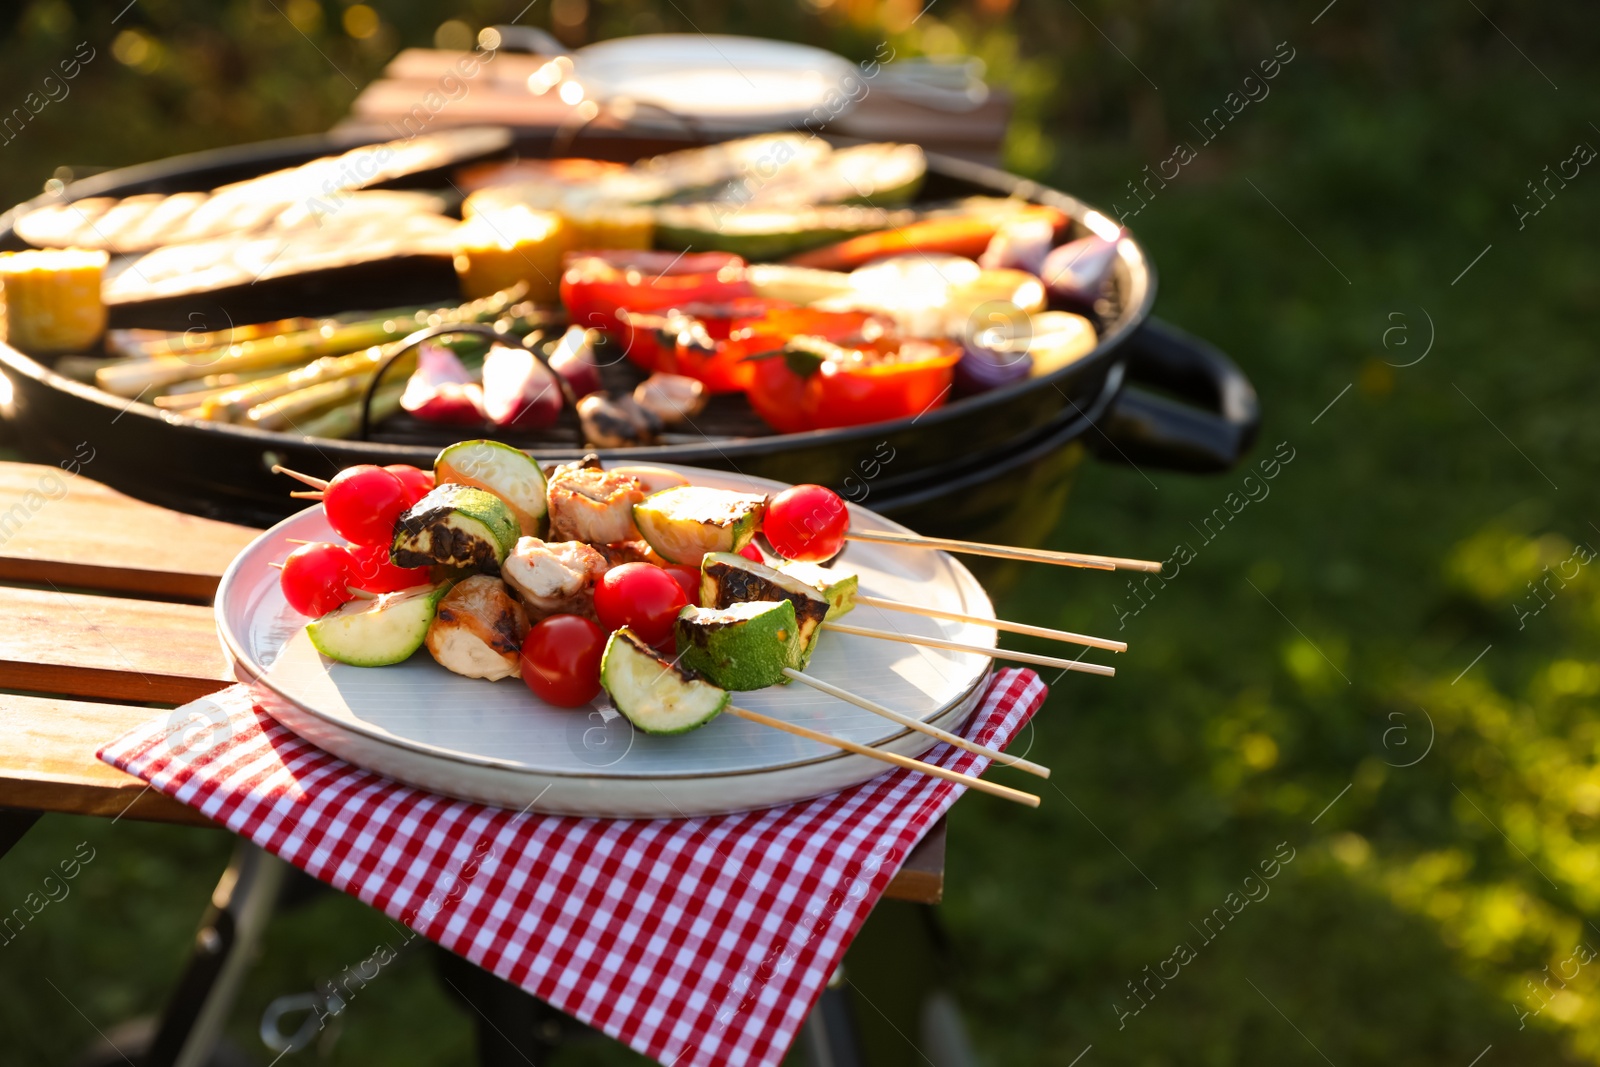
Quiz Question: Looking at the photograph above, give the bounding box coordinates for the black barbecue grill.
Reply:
[0,129,1258,534]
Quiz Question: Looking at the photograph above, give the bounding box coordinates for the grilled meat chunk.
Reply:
[546,466,646,544]
[501,537,610,618]
[424,575,529,681]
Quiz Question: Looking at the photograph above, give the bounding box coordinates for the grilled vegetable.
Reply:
[577,393,660,448]
[752,142,926,207]
[1026,312,1098,377]
[633,374,706,425]
[600,628,729,736]
[0,248,108,355]
[776,561,859,619]
[453,208,571,304]
[547,326,604,398]
[652,203,915,260]
[391,483,520,573]
[425,575,529,681]
[674,599,798,691]
[1041,235,1119,307]
[700,551,830,668]
[435,439,549,537]
[546,465,646,544]
[480,342,563,431]
[634,487,766,566]
[305,583,451,668]
[635,133,830,201]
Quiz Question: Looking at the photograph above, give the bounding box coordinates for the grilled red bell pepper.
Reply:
[741,310,958,432]
[559,251,754,373]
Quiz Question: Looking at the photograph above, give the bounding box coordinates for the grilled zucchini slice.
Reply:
[776,561,858,619]
[700,552,830,669]
[601,628,729,735]
[674,599,798,691]
[632,486,766,566]
[306,583,451,668]
[391,483,520,573]
[434,439,548,537]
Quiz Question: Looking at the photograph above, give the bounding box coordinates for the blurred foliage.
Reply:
[1,0,1598,1064]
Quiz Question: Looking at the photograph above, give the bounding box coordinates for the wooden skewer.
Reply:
[783,668,1049,779]
[723,704,1040,807]
[820,621,1115,677]
[289,490,324,501]
[272,465,330,491]
[844,529,1162,573]
[857,595,1127,654]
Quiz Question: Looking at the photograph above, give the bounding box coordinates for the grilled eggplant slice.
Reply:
[699,552,830,669]
[391,483,520,573]
[434,439,548,537]
[674,599,798,691]
[601,628,729,735]
[425,575,529,681]
[306,583,451,667]
[633,486,766,566]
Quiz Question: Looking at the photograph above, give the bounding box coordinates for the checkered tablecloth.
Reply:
[99,668,1046,1066]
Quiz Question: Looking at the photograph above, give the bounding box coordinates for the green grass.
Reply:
[2,1,1598,1063]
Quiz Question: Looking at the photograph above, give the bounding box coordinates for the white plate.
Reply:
[573,34,861,130]
[216,464,995,818]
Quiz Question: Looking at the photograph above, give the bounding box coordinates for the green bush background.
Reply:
[1,1,1597,1063]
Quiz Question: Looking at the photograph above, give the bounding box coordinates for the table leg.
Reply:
[800,965,867,1067]
[142,839,289,1067]
[0,806,41,861]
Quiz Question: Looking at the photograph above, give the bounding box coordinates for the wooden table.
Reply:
[0,461,946,900]
[336,47,1014,167]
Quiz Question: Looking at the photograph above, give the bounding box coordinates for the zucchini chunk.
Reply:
[776,561,859,619]
[653,204,916,260]
[434,439,548,537]
[632,486,766,566]
[391,483,520,573]
[306,583,451,667]
[601,628,729,735]
[700,552,830,669]
[674,599,798,691]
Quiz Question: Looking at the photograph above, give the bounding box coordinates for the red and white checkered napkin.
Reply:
[99,668,1045,1067]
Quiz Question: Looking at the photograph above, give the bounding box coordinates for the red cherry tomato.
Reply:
[737,542,764,563]
[384,464,434,506]
[323,465,410,547]
[279,542,355,618]
[344,542,431,594]
[764,484,850,562]
[593,562,688,645]
[520,614,607,708]
[662,564,701,605]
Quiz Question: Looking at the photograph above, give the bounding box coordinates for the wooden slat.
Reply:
[0,462,256,599]
[0,694,214,826]
[0,585,231,703]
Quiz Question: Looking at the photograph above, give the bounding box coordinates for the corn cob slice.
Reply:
[453,208,570,304]
[0,248,109,355]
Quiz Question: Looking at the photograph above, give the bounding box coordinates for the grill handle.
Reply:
[1089,317,1260,473]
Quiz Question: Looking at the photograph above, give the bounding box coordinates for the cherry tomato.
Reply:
[344,542,431,594]
[593,562,688,645]
[764,484,850,562]
[384,464,434,506]
[323,465,410,547]
[737,542,765,563]
[279,542,355,618]
[520,615,607,708]
[662,564,701,605]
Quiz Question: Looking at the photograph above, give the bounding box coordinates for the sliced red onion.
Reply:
[978,217,1056,275]
[547,325,605,398]
[400,342,485,425]
[954,334,1033,395]
[1041,235,1120,307]
[481,343,563,431]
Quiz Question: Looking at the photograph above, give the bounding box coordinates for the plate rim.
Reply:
[215,461,997,783]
